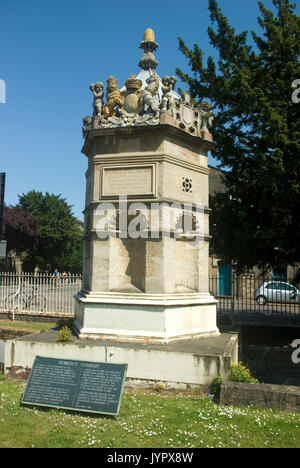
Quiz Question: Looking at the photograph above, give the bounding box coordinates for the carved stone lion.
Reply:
[103,76,125,119]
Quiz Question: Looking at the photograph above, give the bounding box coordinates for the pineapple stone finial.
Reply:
[139,28,159,70]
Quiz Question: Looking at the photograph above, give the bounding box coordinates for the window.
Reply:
[277,283,294,292]
[272,269,287,282]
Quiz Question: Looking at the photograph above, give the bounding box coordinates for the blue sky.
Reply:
[0,0,298,220]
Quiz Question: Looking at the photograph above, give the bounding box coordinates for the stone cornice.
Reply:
[82,123,215,157]
[85,152,210,177]
[76,290,217,306]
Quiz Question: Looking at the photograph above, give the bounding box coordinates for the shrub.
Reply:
[213,375,223,399]
[229,362,258,384]
[55,326,73,343]
[153,383,165,393]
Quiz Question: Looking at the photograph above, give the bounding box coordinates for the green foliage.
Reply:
[18,191,83,273]
[177,0,300,272]
[0,320,55,334]
[213,364,258,399]
[213,375,223,398]
[56,318,75,329]
[3,206,41,256]
[153,383,165,393]
[55,326,73,343]
[229,362,259,384]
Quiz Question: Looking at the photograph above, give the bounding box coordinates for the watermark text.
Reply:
[92,196,206,249]
[291,339,300,364]
[0,79,6,103]
[291,79,300,104]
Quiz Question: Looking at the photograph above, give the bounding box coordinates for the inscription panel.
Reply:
[21,356,127,416]
[101,164,156,198]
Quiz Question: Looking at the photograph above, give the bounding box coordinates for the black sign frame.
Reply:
[21,356,128,416]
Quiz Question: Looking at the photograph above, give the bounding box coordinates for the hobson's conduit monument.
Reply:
[5,29,238,391]
[76,28,218,343]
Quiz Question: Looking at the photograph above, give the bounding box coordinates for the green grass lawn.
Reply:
[0,320,56,334]
[0,378,299,448]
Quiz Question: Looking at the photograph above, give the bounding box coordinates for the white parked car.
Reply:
[254,281,300,306]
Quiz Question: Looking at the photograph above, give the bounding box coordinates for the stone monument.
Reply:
[75,29,219,343]
[3,29,237,391]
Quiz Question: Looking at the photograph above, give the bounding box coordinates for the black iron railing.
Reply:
[210,274,300,327]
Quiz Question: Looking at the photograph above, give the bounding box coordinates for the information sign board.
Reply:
[21,356,127,416]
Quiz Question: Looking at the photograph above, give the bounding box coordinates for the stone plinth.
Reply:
[74,292,218,342]
[4,330,238,391]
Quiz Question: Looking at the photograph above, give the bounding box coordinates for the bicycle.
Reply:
[5,286,46,312]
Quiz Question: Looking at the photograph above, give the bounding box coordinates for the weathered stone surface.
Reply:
[0,339,4,363]
[82,29,214,140]
[76,123,218,342]
[219,380,300,412]
[77,29,217,343]
[4,330,238,389]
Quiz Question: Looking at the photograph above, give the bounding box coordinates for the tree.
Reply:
[18,191,83,273]
[2,205,41,256]
[176,0,300,272]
